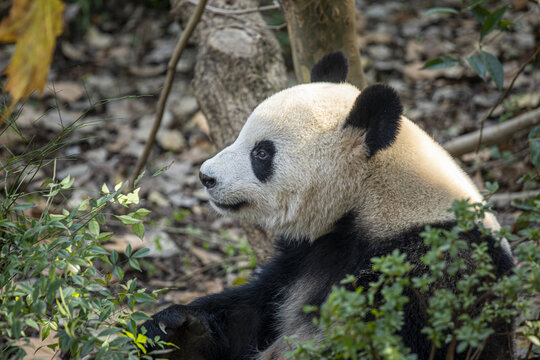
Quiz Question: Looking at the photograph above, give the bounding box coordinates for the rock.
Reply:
[149,190,170,207]
[57,164,89,179]
[145,38,176,64]
[193,189,210,201]
[405,40,424,62]
[366,4,390,20]
[16,104,43,128]
[169,96,199,123]
[191,247,222,265]
[516,92,540,109]
[43,81,85,103]
[85,74,117,98]
[39,110,79,131]
[60,41,86,61]
[169,193,198,208]
[187,111,210,136]
[145,230,181,258]
[157,129,186,152]
[128,64,167,78]
[86,148,108,164]
[85,26,114,49]
[367,45,393,61]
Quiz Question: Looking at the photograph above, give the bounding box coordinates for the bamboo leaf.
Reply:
[467,55,487,80]
[424,7,459,15]
[480,5,508,40]
[480,51,504,89]
[423,56,459,70]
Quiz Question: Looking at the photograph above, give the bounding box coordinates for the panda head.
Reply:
[199,52,407,240]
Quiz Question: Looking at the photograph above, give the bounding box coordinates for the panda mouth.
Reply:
[212,200,248,211]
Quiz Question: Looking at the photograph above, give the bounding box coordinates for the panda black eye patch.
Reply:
[250,140,276,182]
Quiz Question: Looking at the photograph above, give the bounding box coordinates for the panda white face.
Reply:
[199,52,500,242]
[199,82,366,240]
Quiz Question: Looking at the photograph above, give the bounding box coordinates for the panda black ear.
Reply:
[344,84,403,158]
[310,52,349,83]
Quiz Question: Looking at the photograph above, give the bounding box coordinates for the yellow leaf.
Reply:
[0,0,64,125]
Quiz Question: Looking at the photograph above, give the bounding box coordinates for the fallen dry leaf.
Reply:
[0,0,65,124]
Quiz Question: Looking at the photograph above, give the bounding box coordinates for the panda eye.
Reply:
[252,148,268,160]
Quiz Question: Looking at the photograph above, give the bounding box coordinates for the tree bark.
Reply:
[173,0,287,262]
[279,0,366,89]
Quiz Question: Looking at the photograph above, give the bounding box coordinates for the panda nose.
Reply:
[199,172,216,189]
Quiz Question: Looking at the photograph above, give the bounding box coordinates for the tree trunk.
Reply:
[279,0,366,89]
[173,0,287,262]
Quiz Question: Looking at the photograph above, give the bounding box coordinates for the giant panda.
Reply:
[141,52,514,360]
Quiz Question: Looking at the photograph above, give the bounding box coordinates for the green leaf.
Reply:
[133,292,155,303]
[480,5,508,40]
[467,55,487,80]
[132,222,145,239]
[131,311,152,322]
[114,214,142,225]
[25,318,39,330]
[88,245,109,255]
[471,5,489,24]
[42,324,51,340]
[129,258,141,271]
[480,51,504,90]
[134,208,151,217]
[88,218,99,236]
[423,56,459,70]
[113,266,124,281]
[13,203,36,210]
[424,7,458,15]
[499,19,515,31]
[132,247,150,258]
[528,125,540,139]
[110,250,119,265]
[528,335,540,346]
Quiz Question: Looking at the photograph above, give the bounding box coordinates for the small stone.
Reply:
[169,194,198,208]
[85,26,113,49]
[149,190,170,207]
[169,96,199,123]
[43,81,85,103]
[156,129,186,152]
[368,45,392,61]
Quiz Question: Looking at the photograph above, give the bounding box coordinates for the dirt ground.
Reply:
[0,1,539,356]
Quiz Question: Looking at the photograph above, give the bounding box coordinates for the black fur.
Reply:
[250,140,276,182]
[141,216,514,360]
[344,84,403,157]
[310,52,349,83]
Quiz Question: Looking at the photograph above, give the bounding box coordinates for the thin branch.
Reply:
[444,106,540,157]
[476,44,540,152]
[489,190,540,207]
[129,0,208,189]
[181,0,280,16]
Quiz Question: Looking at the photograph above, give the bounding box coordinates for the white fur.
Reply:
[200,82,501,242]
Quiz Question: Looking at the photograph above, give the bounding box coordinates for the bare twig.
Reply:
[444,106,540,157]
[476,44,540,152]
[182,0,280,15]
[489,190,540,207]
[129,0,208,189]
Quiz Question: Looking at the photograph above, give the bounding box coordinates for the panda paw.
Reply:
[139,305,213,358]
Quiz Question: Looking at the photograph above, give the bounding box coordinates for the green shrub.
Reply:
[0,124,164,359]
[287,197,539,360]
